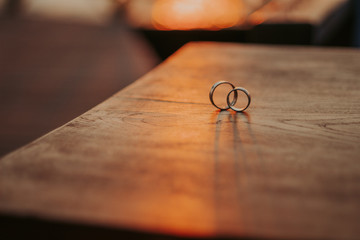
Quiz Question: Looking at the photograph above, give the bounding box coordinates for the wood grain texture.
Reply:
[1,42,360,240]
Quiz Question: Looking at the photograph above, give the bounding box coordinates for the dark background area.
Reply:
[0,3,160,156]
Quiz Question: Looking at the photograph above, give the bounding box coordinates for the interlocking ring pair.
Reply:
[209,81,251,112]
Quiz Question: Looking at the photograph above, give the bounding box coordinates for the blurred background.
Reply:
[0,0,359,157]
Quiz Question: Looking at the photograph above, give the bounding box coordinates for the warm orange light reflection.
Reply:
[248,11,265,26]
[152,0,244,30]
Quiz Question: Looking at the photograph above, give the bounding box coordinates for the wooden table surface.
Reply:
[1,42,360,240]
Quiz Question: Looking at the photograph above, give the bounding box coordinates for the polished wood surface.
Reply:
[1,42,360,240]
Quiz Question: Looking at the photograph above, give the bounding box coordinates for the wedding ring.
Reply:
[226,87,251,112]
[209,81,238,110]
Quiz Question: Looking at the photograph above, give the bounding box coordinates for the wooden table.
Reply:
[1,43,360,240]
